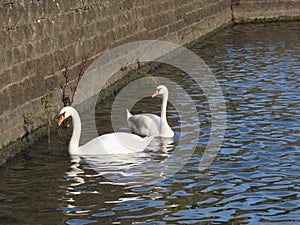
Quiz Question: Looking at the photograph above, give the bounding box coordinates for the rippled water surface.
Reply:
[1,22,300,224]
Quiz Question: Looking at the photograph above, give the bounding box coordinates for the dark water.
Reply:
[1,22,300,224]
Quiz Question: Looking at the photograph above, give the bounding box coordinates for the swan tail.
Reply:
[126,109,132,119]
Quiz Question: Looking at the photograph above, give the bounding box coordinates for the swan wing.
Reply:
[127,113,161,136]
[80,132,153,155]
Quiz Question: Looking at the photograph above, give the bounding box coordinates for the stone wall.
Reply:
[0,0,232,151]
[232,0,300,22]
[1,0,300,155]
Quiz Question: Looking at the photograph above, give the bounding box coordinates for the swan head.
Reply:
[57,106,74,126]
[151,85,168,98]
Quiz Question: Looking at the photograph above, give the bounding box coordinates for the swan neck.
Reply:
[161,92,168,122]
[69,109,81,155]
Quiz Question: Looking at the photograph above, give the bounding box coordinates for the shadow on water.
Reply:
[0,21,300,224]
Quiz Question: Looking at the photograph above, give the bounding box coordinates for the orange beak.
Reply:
[151,89,159,98]
[57,115,65,126]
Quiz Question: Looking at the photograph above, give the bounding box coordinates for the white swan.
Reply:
[126,85,174,138]
[57,106,153,155]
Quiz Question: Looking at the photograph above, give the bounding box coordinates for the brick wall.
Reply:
[0,0,232,150]
[1,0,300,153]
[232,0,300,22]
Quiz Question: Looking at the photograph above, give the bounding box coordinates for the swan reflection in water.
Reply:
[59,136,174,219]
[65,137,174,188]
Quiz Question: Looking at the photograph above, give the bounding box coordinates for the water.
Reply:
[1,21,300,224]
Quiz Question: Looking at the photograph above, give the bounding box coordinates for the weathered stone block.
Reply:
[0,30,8,51]
[12,46,26,65]
[30,21,44,40]
[0,87,11,115]
[92,35,107,54]
[6,4,20,28]
[3,49,13,69]
[3,29,14,50]
[40,0,59,17]
[23,77,36,102]
[56,0,73,13]
[52,50,65,68]
[27,1,45,22]
[31,75,45,97]
[8,83,22,110]
[95,19,110,34]
[1,5,12,29]
[72,43,82,63]
[86,6,98,23]
[64,46,76,66]
[81,38,94,58]
[41,18,54,37]
[0,69,11,90]
[119,0,134,10]
[10,64,22,83]
[24,60,37,78]
[34,53,53,78]
[24,42,34,59]
[58,12,75,31]
[9,28,24,48]
[16,1,29,25]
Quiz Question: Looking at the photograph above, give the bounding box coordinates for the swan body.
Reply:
[58,106,153,155]
[126,85,174,138]
[126,110,161,137]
